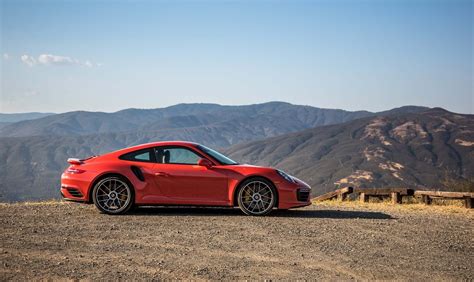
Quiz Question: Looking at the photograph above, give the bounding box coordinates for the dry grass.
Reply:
[1,198,472,218]
[314,198,473,217]
[0,199,64,207]
[363,195,466,207]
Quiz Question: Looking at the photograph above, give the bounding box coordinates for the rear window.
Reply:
[119,149,154,162]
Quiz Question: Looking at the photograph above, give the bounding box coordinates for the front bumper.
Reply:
[277,181,312,209]
[296,188,311,202]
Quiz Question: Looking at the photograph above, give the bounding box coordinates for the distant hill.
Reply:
[0,112,55,123]
[0,102,427,138]
[225,109,474,196]
[0,102,429,201]
[0,122,11,130]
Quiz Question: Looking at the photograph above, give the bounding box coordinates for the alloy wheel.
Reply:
[93,177,132,214]
[238,180,275,215]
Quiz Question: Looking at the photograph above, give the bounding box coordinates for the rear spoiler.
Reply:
[67,155,97,165]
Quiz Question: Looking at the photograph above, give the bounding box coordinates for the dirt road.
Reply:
[1,202,473,280]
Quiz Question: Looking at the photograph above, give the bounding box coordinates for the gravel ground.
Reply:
[1,201,473,280]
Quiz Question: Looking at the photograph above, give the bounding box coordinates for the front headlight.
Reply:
[276,170,297,183]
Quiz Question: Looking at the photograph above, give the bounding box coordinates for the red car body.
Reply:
[61,141,311,214]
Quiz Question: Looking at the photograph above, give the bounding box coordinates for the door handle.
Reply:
[154,172,169,177]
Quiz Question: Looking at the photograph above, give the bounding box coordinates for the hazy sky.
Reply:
[1,0,472,114]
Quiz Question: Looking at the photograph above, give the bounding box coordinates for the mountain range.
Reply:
[225,108,474,195]
[0,102,416,138]
[0,112,56,130]
[1,102,471,202]
[0,112,55,123]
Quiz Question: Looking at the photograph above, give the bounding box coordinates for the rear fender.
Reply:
[87,168,144,203]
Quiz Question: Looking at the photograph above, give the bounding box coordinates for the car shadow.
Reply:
[273,209,393,219]
[128,206,393,219]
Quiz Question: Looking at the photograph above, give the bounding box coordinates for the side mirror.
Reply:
[197,158,213,168]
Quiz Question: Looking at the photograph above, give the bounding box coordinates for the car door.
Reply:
[118,148,162,202]
[152,146,229,205]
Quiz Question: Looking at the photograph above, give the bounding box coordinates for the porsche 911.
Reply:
[61,141,311,215]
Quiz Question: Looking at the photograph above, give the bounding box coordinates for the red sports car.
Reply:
[61,141,312,215]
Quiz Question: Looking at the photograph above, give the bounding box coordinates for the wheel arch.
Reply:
[232,175,279,208]
[87,172,135,204]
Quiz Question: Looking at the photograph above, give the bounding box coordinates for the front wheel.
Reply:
[92,176,134,215]
[237,178,276,216]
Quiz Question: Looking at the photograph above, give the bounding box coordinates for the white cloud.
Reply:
[20,53,99,68]
[38,54,75,66]
[21,55,37,67]
[3,53,9,60]
[83,60,93,68]
[24,90,39,97]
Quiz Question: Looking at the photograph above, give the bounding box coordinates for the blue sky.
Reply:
[1,0,472,114]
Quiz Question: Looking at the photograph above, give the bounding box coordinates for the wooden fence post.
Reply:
[337,193,342,201]
[338,193,345,201]
[422,195,432,205]
[464,197,473,209]
[391,192,401,204]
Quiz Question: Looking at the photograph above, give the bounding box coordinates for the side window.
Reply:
[119,149,153,162]
[155,147,201,165]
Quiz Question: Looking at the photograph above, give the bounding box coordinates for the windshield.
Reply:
[197,145,238,165]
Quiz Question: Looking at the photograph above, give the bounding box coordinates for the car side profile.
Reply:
[61,141,312,215]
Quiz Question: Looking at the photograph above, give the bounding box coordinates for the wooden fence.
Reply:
[314,187,473,209]
[414,191,474,209]
[313,187,353,202]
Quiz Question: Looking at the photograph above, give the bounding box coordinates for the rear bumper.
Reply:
[60,188,87,202]
[60,185,87,202]
[61,172,92,202]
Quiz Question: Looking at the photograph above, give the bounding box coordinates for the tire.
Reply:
[92,176,134,215]
[237,177,277,216]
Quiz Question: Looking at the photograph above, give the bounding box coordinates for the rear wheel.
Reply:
[237,178,276,216]
[92,176,133,215]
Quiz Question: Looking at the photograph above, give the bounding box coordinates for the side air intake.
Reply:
[131,166,145,182]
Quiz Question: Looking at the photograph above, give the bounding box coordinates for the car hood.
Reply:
[221,163,276,173]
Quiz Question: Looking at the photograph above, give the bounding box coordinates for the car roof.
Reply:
[109,141,201,156]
